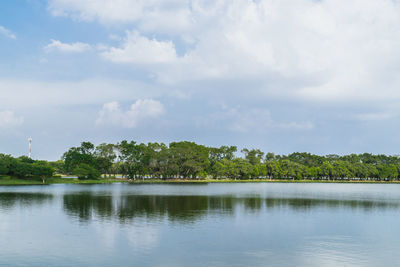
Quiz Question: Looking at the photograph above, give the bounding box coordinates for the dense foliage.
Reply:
[60,141,400,181]
[0,154,54,183]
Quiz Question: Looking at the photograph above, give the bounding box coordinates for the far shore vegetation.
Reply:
[2,140,400,185]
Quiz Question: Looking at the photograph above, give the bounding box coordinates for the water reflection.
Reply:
[1,184,400,266]
[0,190,397,222]
[0,192,53,210]
[63,194,114,221]
[264,198,399,211]
[63,194,221,223]
[62,192,400,223]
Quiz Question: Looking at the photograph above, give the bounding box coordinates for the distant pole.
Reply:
[28,137,32,159]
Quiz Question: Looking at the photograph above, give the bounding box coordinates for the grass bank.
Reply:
[128,179,400,184]
[0,176,45,185]
[1,176,400,186]
[0,176,128,186]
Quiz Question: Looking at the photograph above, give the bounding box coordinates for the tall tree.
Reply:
[63,142,96,174]
[95,143,117,177]
[241,148,264,165]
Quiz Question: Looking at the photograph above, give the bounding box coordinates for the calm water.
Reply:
[1,183,400,266]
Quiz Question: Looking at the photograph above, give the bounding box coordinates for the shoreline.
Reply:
[1,177,400,186]
[128,179,400,184]
[0,177,129,186]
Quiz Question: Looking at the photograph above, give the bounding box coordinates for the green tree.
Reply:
[117,140,141,179]
[63,142,96,174]
[321,161,334,180]
[32,161,55,183]
[73,163,100,180]
[95,143,116,177]
[169,141,209,179]
[241,148,264,165]
[377,164,398,180]
[233,158,253,179]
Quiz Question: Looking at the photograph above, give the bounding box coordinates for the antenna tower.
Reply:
[28,138,32,159]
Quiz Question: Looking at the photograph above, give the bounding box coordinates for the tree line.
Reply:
[58,141,400,181]
[0,154,54,183]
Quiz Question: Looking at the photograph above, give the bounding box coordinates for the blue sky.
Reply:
[1,0,400,160]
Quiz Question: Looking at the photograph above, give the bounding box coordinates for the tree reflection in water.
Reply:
[62,192,400,223]
[0,193,53,210]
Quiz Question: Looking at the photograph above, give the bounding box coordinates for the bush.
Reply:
[196,171,208,179]
[73,163,100,180]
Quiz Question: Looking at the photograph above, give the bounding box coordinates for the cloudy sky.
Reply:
[1,0,400,160]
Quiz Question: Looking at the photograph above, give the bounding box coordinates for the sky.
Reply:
[1,0,400,160]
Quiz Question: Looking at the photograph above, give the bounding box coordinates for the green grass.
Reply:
[1,176,399,186]
[0,176,44,185]
[128,178,400,184]
[0,176,128,185]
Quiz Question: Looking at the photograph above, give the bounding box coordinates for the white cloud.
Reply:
[354,112,394,121]
[44,39,91,53]
[277,121,314,130]
[0,79,162,109]
[0,25,16,39]
[228,108,273,133]
[96,99,165,128]
[78,0,400,110]
[198,106,313,133]
[101,31,177,64]
[38,0,400,156]
[47,0,192,34]
[0,111,23,128]
[2,0,400,158]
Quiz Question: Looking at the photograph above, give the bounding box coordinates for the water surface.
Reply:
[1,183,399,266]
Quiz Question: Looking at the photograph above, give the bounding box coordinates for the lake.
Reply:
[1,183,400,266]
